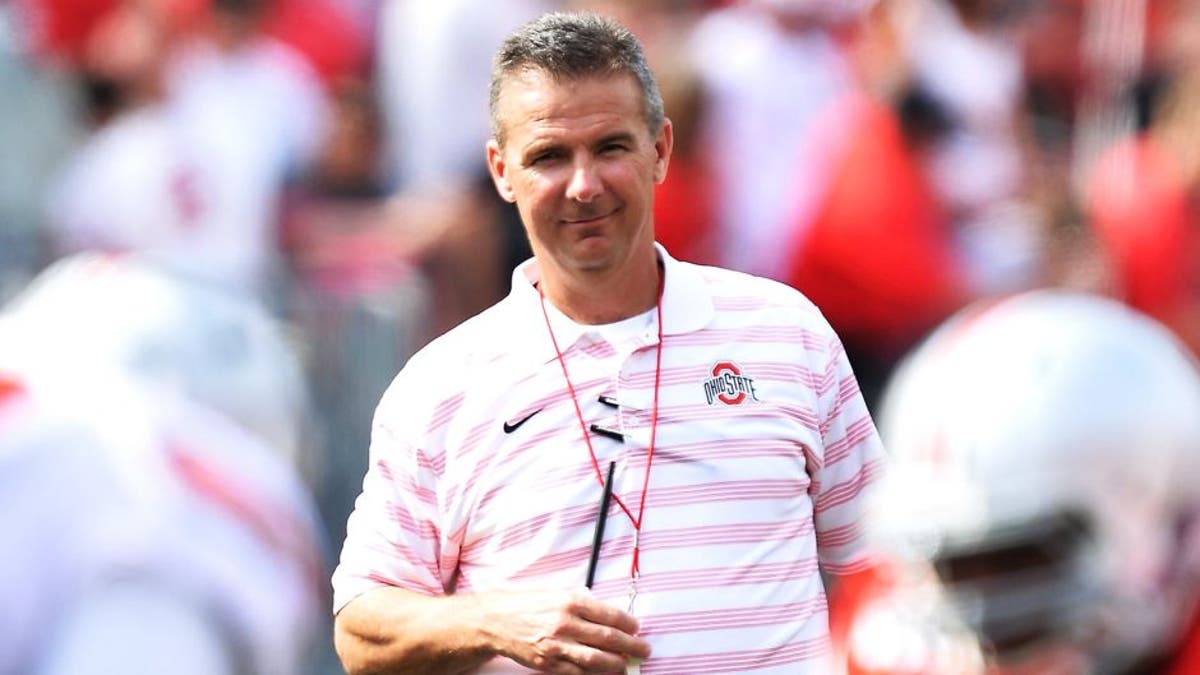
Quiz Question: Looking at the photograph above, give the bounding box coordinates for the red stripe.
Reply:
[823,416,877,467]
[815,520,862,548]
[590,558,821,596]
[642,598,827,634]
[814,459,885,514]
[166,441,323,596]
[671,326,827,349]
[640,519,814,549]
[427,392,466,433]
[645,634,831,672]
[640,479,809,509]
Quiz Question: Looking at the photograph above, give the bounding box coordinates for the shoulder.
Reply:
[374,296,524,432]
[399,297,521,379]
[691,262,839,338]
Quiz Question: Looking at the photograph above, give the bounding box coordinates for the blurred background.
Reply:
[0,0,1197,673]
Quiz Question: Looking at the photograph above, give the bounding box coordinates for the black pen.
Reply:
[585,460,617,589]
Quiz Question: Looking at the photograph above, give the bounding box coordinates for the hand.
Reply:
[476,589,651,674]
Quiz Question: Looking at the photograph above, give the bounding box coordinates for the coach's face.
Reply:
[487,69,672,283]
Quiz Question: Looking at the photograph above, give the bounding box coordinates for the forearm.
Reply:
[334,584,650,675]
[334,586,492,675]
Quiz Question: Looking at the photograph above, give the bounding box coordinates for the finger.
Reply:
[568,597,650,659]
[556,640,634,673]
[570,620,651,661]
[569,593,640,635]
[526,636,622,674]
[543,661,586,675]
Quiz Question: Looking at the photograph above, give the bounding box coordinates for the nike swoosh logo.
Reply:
[503,408,543,434]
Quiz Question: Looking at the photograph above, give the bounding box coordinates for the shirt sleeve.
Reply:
[331,381,451,614]
[810,332,887,575]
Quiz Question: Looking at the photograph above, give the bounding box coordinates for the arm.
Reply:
[810,331,888,577]
[333,585,650,675]
[335,363,649,673]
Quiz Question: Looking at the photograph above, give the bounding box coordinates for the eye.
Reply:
[599,142,629,155]
[528,150,562,166]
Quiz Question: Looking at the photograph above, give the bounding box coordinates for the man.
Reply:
[333,12,885,674]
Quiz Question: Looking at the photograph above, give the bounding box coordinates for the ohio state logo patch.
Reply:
[703,361,759,405]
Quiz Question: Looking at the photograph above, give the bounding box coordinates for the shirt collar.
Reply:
[506,242,715,364]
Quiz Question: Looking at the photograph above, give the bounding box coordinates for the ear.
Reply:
[486,139,517,203]
[652,117,674,185]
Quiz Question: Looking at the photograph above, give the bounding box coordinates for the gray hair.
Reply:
[489,12,665,146]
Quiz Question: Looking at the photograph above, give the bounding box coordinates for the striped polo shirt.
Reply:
[333,244,887,674]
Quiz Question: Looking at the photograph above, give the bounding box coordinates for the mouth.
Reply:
[561,214,607,226]
[561,205,620,226]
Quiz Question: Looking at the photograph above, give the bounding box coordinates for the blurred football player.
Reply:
[0,253,325,675]
[831,290,1200,675]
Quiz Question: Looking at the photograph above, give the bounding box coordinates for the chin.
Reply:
[566,241,617,268]
[570,256,616,273]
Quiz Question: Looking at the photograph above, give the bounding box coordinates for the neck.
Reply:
[539,253,661,325]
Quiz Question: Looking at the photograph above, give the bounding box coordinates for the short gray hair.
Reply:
[489,12,665,146]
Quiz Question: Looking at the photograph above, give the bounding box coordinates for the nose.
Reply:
[565,160,602,203]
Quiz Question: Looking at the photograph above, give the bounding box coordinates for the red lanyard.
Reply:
[537,278,664,580]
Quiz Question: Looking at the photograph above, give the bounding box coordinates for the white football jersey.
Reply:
[0,370,324,675]
[0,254,325,675]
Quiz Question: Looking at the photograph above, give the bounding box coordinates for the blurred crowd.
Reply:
[0,0,1198,673]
